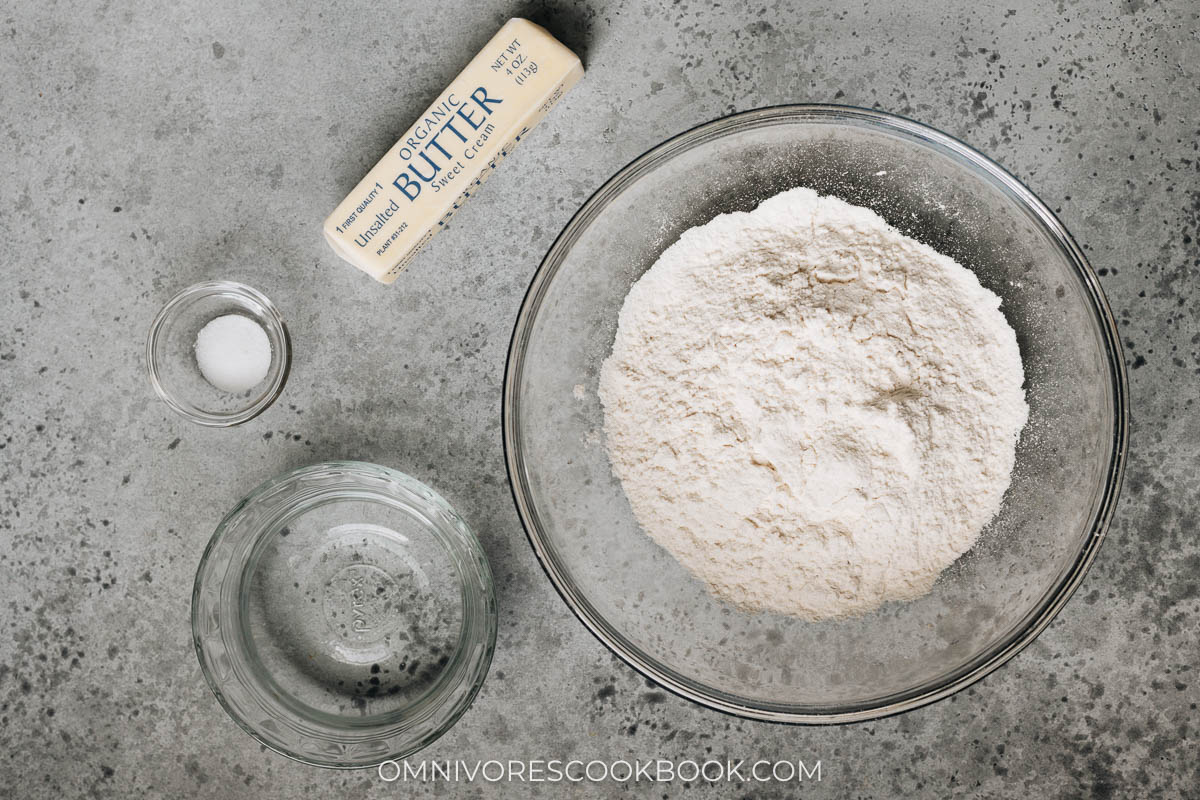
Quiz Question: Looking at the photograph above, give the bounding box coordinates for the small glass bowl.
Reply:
[192,462,497,768]
[146,280,290,427]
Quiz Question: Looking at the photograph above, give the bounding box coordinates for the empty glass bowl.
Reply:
[192,462,496,767]
[504,105,1128,722]
[146,280,289,426]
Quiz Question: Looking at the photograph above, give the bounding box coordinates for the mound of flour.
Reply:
[598,188,1028,620]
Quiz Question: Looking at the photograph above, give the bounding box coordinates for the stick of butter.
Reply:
[323,18,584,283]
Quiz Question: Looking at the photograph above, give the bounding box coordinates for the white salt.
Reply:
[194,314,272,394]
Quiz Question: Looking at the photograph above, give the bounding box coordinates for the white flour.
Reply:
[598,188,1028,620]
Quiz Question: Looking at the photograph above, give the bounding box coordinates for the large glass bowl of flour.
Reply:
[504,105,1128,722]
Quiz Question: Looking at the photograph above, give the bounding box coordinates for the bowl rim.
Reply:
[502,103,1130,724]
[145,279,291,427]
[191,460,498,767]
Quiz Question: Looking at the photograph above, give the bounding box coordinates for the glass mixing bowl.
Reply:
[503,105,1128,722]
[192,462,496,766]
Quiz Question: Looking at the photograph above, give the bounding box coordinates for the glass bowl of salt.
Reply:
[146,280,290,426]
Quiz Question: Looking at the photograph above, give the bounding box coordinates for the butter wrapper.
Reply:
[323,18,584,283]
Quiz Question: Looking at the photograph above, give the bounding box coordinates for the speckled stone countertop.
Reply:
[1,0,1197,797]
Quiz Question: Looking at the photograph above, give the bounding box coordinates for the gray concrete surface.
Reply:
[1,0,1197,796]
